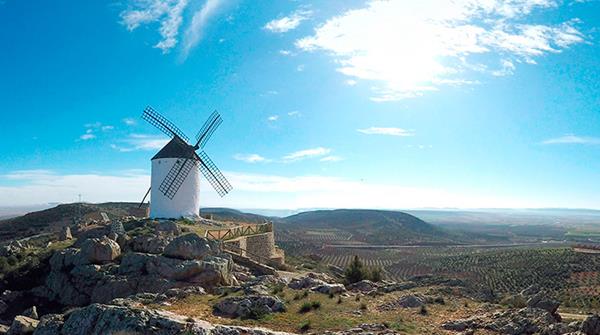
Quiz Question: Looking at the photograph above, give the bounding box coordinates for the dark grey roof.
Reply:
[151,137,199,160]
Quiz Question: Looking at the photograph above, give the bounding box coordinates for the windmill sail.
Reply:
[159,157,197,199]
[198,150,232,197]
[195,110,222,149]
[142,106,190,143]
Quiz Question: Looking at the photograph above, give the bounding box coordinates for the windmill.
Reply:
[139,106,232,219]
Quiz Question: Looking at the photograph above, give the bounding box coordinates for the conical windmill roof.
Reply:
[152,137,199,160]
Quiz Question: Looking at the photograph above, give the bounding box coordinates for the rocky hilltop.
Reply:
[0,211,598,334]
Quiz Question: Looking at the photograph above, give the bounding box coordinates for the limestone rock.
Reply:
[346,280,379,293]
[7,315,38,335]
[213,295,286,319]
[163,234,215,260]
[22,306,38,320]
[288,275,326,290]
[527,292,560,315]
[32,314,63,335]
[131,234,171,254]
[80,237,121,264]
[58,226,72,241]
[312,283,346,295]
[581,315,600,335]
[155,220,181,236]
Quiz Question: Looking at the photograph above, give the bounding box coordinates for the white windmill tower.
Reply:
[138,106,233,219]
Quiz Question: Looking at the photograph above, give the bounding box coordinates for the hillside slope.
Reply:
[280,209,456,244]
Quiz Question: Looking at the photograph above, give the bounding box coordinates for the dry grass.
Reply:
[156,286,487,334]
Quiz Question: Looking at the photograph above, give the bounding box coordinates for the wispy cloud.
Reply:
[320,155,344,162]
[358,127,415,137]
[79,122,114,141]
[288,111,301,117]
[283,147,331,162]
[181,0,226,60]
[233,153,269,163]
[123,118,136,126]
[264,9,312,33]
[120,0,225,57]
[267,115,279,121]
[541,134,600,145]
[296,0,586,101]
[111,134,169,152]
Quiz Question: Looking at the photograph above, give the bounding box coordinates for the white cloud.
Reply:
[283,147,331,162]
[296,0,586,101]
[264,9,312,33]
[541,134,600,145]
[120,0,225,56]
[80,134,96,140]
[233,154,268,163]
[279,50,293,56]
[267,115,279,121]
[123,118,136,126]
[111,134,169,152]
[181,0,225,60]
[0,169,581,209]
[0,170,150,206]
[296,64,305,72]
[101,125,115,131]
[358,127,415,137]
[320,155,344,162]
[288,111,301,117]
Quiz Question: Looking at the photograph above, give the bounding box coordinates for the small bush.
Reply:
[337,296,343,304]
[271,283,285,295]
[242,306,268,320]
[355,295,361,302]
[311,301,321,309]
[293,292,301,301]
[419,305,428,315]
[328,292,334,299]
[299,302,313,314]
[434,296,445,305]
[370,266,383,282]
[360,303,367,310]
[299,321,311,333]
[302,290,309,298]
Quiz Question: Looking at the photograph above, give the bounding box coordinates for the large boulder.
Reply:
[80,237,121,264]
[288,275,327,290]
[155,220,181,236]
[581,315,600,335]
[442,307,560,335]
[213,295,286,319]
[131,234,171,254]
[312,283,346,295]
[163,234,216,260]
[7,315,38,335]
[527,293,560,315]
[145,254,232,286]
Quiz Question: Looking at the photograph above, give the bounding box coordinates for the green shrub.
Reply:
[299,320,311,332]
[344,256,368,284]
[298,302,312,314]
[369,266,383,282]
[310,301,321,309]
[360,303,367,310]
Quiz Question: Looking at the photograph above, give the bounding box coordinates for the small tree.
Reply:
[345,255,367,284]
[370,266,383,282]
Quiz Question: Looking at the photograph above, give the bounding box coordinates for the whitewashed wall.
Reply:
[150,158,201,219]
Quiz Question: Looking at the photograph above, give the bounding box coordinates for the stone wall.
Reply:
[245,232,275,260]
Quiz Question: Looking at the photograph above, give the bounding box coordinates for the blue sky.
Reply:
[1,0,600,209]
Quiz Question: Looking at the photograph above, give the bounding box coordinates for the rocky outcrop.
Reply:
[79,237,121,264]
[164,234,217,260]
[32,304,294,335]
[131,234,171,254]
[581,315,600,335]
[527,292,560,315]
[442,307,561,334]
[213,295,286,319]
[7,315,38,335]
[288,274,327,290]
[312,283,345,295]
[155,221,181,236]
